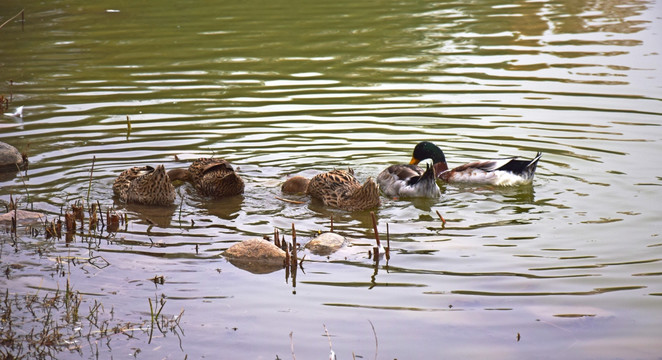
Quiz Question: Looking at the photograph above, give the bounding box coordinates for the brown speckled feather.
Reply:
[188,158,244,198]
[306,169,380,211]
[113,165,175,206]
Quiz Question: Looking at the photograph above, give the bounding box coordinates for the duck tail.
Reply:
[352,178,381,209]
[522,152,542,180]
[408,163,441,197]
[219,172,245,195]
[152,164,169,183]
[420,163,436,183]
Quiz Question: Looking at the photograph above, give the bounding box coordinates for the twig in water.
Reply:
[126,115,131,135]
[298,254,306,272]
[89,202,98,231]
[274,228,280,248]
[436,210,446,228]
[275,196,306,205]
[284,243,291,268]
[289,331,296,360]
[368,320,378,360]
[96,200,104,226]
[178,193,183,225]
[324,324,336,360]
[370,212,381,247]
[71,201,84,229]
[291,223,298,267]
[11,206,17,236]
[15,163,30,205]
[0,9,24,30]
[386,223,390,260]
[280,234,287,252]
[64,211,75,233]
[86,156,95,205]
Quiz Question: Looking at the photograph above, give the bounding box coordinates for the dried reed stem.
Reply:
[386,223,390,260]
[436,210,446,228]
[275,196,306,204]
[86,156,95,205]
[126,115,131,138]
[291,223,297,265]
[370,211,381,247]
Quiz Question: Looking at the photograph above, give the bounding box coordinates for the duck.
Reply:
[113,164,175,206]
[305,168,381,211]
[281,175,310,194]
[409,141,542,186]
[377,162,440,198]
[168,158,244,198]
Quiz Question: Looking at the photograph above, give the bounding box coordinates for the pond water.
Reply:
[1,0,661,358]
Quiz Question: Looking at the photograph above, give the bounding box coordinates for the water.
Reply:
[1,0,661,358]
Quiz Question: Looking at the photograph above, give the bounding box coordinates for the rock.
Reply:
[0,142,24,169]
[223,238,286,274]
[224,238,286,261]
[0,209,44,225]
[305,232,347,256]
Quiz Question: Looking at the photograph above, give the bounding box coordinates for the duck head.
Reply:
[410,141,449,173]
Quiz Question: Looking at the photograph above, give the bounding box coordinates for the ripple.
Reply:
[1,0,661,357]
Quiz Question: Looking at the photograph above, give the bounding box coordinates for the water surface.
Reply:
[1,0,661,358]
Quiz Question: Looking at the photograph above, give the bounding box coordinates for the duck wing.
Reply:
[452,153,541,174]
[443,152,542,185]
[112,166,155,197]
[378,164,422,184]
[307,169,360,202]
[378,163,439,198]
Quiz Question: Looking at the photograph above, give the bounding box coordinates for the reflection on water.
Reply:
[1,0,661,358]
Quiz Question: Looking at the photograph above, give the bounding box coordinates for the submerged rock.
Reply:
[305,232,347,256]
[223,238,286,274]
[0,209,44,225]
[0,142,24,169]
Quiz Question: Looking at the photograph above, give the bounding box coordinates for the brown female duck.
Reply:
[305,168,380,211]
[113,164,175,206]
[168,158,244,198]
[281,175,310,194]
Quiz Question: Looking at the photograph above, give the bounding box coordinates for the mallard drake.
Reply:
[113,165,175,206]
[169,158,244,198]
[377,163,440,198]
[306,168,380,211]
[409,141,542,186]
